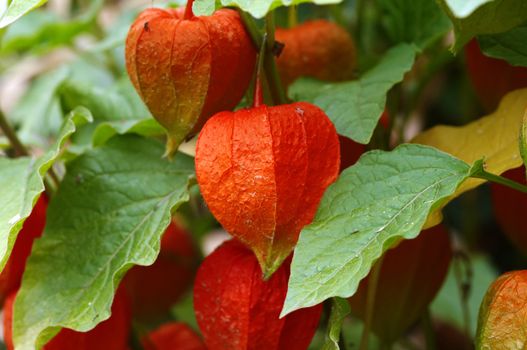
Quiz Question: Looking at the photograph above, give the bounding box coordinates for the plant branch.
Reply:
[237,10,262,49]
[238,10,288,106]
[264,12,288,105]
[288,5,298,28]
[471,165,527,194]
[453,251,473,337]
[421,308,437,350]
[0,108,58,195]
[359,256,384,350]
[0,109,28,157]
[253,34,268,107]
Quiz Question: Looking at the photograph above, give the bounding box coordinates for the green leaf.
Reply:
[321,298,350,350]
[92,119,165,147]
[478,24,527,67]
[0,0,47,28]
[61,78,157,151]
[289,44,416,144]
[0,107,92,274]
[60,78,150,122]
[281,144,473,316]
[13,135,195,350]
[8,67,70,146]
[0,0,102,53]
[193,0,342,18]
[437,0,527,52]
[378,0,451,50]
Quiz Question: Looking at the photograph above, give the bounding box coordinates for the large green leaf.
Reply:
[61,78,157,152]
[378,0,451,50]
[281,144,473,316]
[60,78,150,122]
[478,24,527,67]
[438,0,527,52]
[92,119,164,147]
[8,67,70,146]
[0,0,47,28]
[193,0,342,18]
[13,135,195,350]
[289,44,416,144]
[0,108,92,274]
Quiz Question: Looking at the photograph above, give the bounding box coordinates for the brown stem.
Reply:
[0,109,28,157]
[184,0,195,20]
[0,108,58,195]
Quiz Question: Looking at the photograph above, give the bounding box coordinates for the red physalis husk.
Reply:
[0,195,48,304]
[123,219,198,321]
[125,4,256,156]
[477,270,527,349]
[195,102,340,277]
[141,322,205,350]
[193,239,323,350]
[275,20,356,87]
[490,166,527,254]
[349,224,452,344]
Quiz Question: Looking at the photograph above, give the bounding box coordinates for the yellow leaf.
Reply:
[413,88,527,228]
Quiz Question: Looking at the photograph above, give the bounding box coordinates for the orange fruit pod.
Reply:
[490,166,527,254]
[123,220,198,321]
[193,239,323,350]
[476,270,527,349]
[348,225,452,345]
[275,20,357,87]
[141,322,205,350]
[195,102,340,276]
[4,287,131,350]
[465,39,527,112]
[125,3,256,156]
[0,195,48,304]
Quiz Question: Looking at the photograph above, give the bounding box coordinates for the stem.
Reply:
[0,109,58,195]
[238,9,262,49]
[421,308,437,350]
[288,5,298,28]
[354,0,366,51]
[359,256,384,350]
[0,109,28,157]
[453,252,472,337]
[239,10,287,106]
[338,328,347,350]
[264,12,288,105]
[253,34,268,107]
[472,168,527,194]
[329,4,345,27]
[184,0,195,20]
